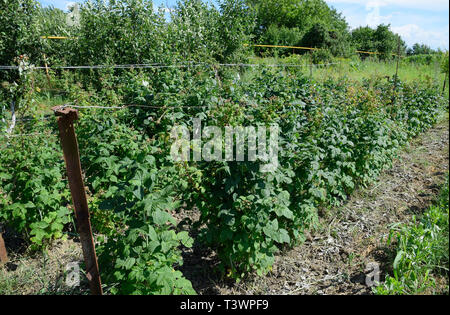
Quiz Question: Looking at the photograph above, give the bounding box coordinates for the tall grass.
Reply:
[248,55,449,97]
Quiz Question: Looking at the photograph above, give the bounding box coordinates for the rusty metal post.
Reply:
[0,232,8,264]
[52,106,103,295]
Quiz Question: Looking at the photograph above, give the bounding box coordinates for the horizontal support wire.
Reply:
[52,98,314,112]
[0,57,339,137]
[2,97,312,139]
[0,61,339,71]
[14,115,54,122]
[0,96,320,139]
[1,132,55,138]
[52,103,218,110]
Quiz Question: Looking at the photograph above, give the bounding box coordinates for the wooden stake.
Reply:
[443,72,448,95]
[394,40,401,88]
[52,106,103,295]
[43,54,51,87]
[392,39,401,106]
[0,232,8,264]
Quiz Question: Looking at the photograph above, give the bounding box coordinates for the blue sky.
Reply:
[39,0,449,49]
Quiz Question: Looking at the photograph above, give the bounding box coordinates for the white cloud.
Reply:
[326,0,449,49]
[65,1,76,11]
[327,0,449,11]
[392,24,449,49]
[365,1,392,27]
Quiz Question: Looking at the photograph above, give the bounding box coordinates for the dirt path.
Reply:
[183,114,449,295]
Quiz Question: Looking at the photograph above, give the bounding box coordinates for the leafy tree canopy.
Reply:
[351,24,406,59]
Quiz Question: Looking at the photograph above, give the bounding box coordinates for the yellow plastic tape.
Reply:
[356,50,403,57]
[40,36,71,39]
[246,44,403,57]
[245,44,318,51]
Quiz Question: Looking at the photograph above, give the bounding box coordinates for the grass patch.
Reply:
[374,175,449,295]
[247,55,449,97]
[0,240,87,295]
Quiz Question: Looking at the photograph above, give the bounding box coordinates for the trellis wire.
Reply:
[0,61,339,71]
[1,131,55,138]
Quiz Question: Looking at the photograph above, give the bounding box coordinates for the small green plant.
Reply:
[0,129,71,249]
[374,175,449,295]
[97,206,196,295]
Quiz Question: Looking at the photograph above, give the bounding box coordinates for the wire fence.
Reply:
[1,131,55,138]
[1,96,324,139]
[0,58,341,139]
[0,45,446,140]
[14,115,54,122]
[38,38,404,57]
[0,61,340,71]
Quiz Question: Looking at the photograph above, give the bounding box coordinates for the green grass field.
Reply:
[247,55,449,97]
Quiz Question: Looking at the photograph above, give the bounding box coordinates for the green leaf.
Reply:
[177,231,193,247]
[219,229,233,242]
[31,221,49,230]
[152,210,176,226]
[123,258,136,270]
[278,228,290,244]
[393,250,404,270]
[148,240,160,254]
[147,226,158,241]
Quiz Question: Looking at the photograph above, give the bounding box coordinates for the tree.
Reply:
[373,24,402,59]
[76,0,167,66]
[0,0,43,135]
[441,52,449,93]
[351,26,376,53]
[441,52,449,74]
[259,24,304,53]
[352,24,405,60]
[246,0,351,57]
[301,22,353,58]
[216,0,256,63]
[408,43,435,55]
[0,0,41,82]
[247,0,346,31]
[34,5,75,65]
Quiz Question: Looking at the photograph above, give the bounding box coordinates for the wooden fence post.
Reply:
[391,39,402,107]
[394,40,401,88]
[43,54,51,87]
[52,105,103,295]
[0,231,8,264]
[443,72,448,95]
